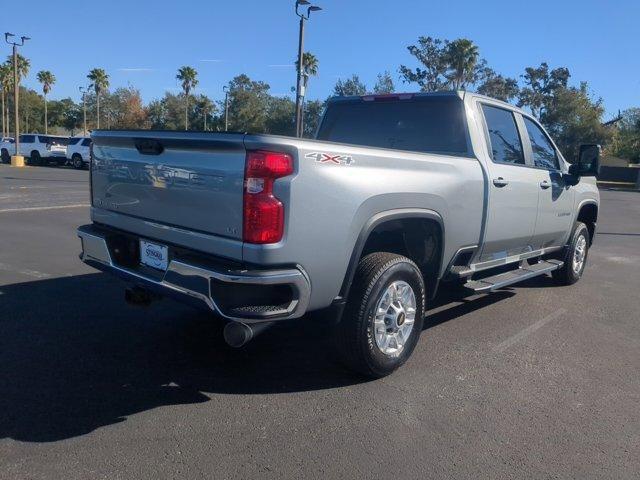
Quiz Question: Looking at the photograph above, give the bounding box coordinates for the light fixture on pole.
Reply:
[5,32,30,164]
[294,0,322,138]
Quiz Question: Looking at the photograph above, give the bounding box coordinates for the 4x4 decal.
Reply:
[305,152,355,165]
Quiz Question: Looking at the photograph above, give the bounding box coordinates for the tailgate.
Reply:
[91,131,246,240]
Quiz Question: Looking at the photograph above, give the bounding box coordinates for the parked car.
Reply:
[0,137,15,163]
[66,137,92,169]
[17,134,69,166]
[78,91,600,378]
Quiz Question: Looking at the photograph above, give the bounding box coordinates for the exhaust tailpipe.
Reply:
[223,321,274,348]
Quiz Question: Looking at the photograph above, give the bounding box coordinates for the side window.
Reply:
[81,138,92,147]
[68,138,81,145]
[523,117,559,170]
[21,135,35,143]
[481,105,525,165]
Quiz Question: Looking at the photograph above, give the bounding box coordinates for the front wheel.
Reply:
[334,252,425,378]
[552,221,590,285]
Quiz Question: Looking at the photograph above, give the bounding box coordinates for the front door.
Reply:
[477,103,538,263]
[521,116,575,250]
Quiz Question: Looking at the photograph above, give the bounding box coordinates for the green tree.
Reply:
[517,62,570,118]
[87,68,109,129]
[399,36,448,92]
[191,94,215,130]
[476,68,519,102]
[301,52,319,93]
[36,70,56,134]
[0,63,11,137]
[374,71,395,94]
[443,39,479,90]
[106,86,149,129]
[265,96,296,136]
[302,99,324,138]
[6,54,30,81]
[333,75,367,96]
[611,108,640,163]
[540,82,610,160]
[176,66,198,130]
[224,74,271,133]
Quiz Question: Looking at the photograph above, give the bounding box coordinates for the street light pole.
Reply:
[294,1,322,138]
[223,86,229,132]
[79,86,87,135]
[5,33,30,158]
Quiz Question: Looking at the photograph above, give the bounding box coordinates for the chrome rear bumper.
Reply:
[77,224,310,323]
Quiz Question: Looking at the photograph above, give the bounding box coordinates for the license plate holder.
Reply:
[139,240,169,271]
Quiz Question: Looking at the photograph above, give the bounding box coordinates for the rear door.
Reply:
[477,103,538,263]
[521,116,575,250]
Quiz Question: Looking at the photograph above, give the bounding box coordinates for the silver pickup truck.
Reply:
[78,91,600,377]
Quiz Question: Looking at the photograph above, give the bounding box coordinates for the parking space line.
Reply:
[493,308,567,353]
[0,204,89,213]
[0,263,52,279]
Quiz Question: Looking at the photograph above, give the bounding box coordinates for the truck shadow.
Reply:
[0,272,512,443]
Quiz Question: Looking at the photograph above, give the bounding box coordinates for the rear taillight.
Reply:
[243,150,293,244]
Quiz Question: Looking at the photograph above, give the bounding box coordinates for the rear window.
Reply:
[81,138,92,147]
[51,137,69,146]
[316,96,469,155]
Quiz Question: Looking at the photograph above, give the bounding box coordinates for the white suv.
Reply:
[18,134,69,166]
[0,137,15,163]
[66,137,92,169]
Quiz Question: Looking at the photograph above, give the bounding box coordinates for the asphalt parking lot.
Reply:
[1,164,639,479]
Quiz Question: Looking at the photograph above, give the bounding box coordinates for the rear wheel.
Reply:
[1,148,9,164]
[334,252,425,378]
[72,154,84,169]
[552,221,590,285]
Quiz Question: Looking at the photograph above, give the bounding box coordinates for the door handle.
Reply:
[492,177,509,187]
[539,180,551,189]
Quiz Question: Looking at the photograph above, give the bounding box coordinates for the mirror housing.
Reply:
[570,144,601,177]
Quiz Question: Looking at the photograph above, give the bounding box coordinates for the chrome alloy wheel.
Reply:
[573,234,587,274]
[373,280,417,356]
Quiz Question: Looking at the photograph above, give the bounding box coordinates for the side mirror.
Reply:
[570,144,601,177]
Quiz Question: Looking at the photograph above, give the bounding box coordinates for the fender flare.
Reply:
[338,208,445,300]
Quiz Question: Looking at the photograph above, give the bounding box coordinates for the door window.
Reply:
[523,117,559,170]
[481,105,525,165]
[81,138,92,147]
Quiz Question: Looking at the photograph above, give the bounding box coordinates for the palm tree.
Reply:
[293,52,320,93]
[6,54,30,82]
[176,66,198,130]
[87,68,109,129]
[0,63,11,137]
[36,71,56,134]
[444,39,479,90]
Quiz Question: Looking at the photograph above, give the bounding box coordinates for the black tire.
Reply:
[334,252,425,378]
[30,151,42,166]
[552,221,590,285]
[72,154,84,169]
[1,148,9,164]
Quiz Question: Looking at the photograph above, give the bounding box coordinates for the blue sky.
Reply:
[6,0,638,118]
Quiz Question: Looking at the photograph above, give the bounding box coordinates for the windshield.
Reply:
[317,95,469,155]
